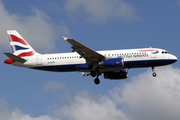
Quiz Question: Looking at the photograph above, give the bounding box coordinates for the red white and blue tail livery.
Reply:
[7,30,37,57]
[4,30,177,85]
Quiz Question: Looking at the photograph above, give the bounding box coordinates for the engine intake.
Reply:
[104,70,128,79]
[99,58,124,68]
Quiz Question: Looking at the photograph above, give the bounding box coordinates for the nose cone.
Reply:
[171,55,177,63]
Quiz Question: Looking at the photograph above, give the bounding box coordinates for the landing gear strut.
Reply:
[152,67,157,77]
[92,63,101,85]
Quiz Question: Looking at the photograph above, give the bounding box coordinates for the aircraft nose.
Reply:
[171,55,177,63]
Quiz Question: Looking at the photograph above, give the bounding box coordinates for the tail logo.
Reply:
[14,45,29,51]
[7,30,36,57]
[18,51,34,57]
[8,34,27,45]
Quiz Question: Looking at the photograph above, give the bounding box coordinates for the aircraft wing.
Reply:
[64,37,105,67]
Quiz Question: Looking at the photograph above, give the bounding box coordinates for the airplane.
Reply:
[4,30,177,85]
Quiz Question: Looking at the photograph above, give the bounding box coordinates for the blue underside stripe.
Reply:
[31,59,177,72]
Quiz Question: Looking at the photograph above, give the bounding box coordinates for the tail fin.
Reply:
[7,30,37,57]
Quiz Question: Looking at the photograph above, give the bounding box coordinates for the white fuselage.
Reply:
[12,48,177,72]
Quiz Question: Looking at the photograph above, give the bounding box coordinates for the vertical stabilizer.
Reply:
[7,30,37,57]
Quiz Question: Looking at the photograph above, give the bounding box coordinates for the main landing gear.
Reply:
[91,71,100,85]
[94,78,100,85]
[152,67,157,77]
[91,71,96,77]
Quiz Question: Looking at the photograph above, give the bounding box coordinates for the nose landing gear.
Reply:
[152,67,157,77]
[152,72,157,77]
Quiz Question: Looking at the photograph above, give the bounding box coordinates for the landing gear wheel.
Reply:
[94,78,100,85]
[152,72,157,77]
[91,71,96,77]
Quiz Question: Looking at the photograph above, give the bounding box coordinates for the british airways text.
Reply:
[117,53,149,58]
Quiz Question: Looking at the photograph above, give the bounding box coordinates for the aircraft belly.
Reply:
[124,59,176,68]
[31,64,78,72]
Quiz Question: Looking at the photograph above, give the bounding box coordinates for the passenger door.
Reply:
[150,52,156,58]
[37,55,42,65]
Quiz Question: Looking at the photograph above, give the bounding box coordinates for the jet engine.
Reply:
[99,58,124,68]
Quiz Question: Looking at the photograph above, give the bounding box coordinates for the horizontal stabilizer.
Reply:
[4,52,27,62]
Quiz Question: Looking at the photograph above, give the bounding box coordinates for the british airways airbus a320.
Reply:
[4,30,177,84]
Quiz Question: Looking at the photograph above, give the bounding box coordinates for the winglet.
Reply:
[63,36,68,41]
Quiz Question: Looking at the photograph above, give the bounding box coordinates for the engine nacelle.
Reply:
[99,58,124,68]
[104,70,128,79]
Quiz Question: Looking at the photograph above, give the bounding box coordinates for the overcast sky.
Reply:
[0,0,180,120]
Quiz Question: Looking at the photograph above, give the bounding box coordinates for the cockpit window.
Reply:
[162,51,169,54]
